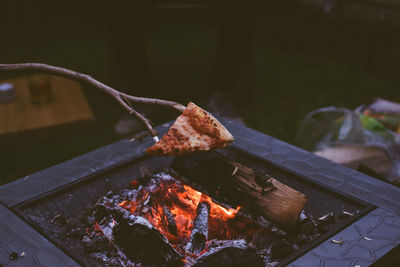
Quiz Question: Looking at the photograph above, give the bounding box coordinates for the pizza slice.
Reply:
[146,102,234,156]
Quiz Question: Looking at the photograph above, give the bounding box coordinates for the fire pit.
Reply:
[1,119,400,266]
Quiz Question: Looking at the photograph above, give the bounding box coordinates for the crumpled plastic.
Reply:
[296,99,400,185]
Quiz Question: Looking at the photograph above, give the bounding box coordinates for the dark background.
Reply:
[1,0,400,184]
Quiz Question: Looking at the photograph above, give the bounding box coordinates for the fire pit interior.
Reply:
[18,147,372,266]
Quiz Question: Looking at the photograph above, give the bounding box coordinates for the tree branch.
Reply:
[0,63,186,141]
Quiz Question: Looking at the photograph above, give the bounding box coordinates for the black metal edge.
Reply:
[219,118,400,216]
[0,122,172,208]
[216,119,400,265]
[1,119,399,265]
[279,205,375,266]
[0,202,80,267]
[9,156,176,267]
[288,207,400,266]
[4,119,399,213]
[11,154,160,211]
[169,153,375,267]
[371,242,400,266]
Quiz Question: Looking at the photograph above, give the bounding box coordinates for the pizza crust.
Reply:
[146,102,234,156]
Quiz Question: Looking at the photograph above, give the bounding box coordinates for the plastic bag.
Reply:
[296,99,400,185]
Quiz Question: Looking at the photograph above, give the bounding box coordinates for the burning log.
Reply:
[163,206,178,236]
[81,172,333,266]
[186,202,210,254]
[110,206,183,265]
[171,152,307,227]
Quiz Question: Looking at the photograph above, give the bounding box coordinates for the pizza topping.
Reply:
[146,102,234,156]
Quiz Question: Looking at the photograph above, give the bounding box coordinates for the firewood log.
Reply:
[171,152,307,227]
[186,202,210,254]
[163,206,178,236]
[110,206,182,265]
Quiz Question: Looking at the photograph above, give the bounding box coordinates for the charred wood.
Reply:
[110,206,182,265]
[107,205,135,223]
[171,152,307,227]
[186,202,210,254]
[82,235,109,253]
[270,240,293,260]
[163,206,178,236]
[193,240,264,267]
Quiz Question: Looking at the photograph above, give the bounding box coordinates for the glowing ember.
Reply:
[118,174,242,248]
[86,172,271,265]
[82,172,331,266]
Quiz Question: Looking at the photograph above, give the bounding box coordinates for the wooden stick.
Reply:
[0,63,186,140]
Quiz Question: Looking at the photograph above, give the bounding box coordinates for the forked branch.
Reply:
[0,63,186,141]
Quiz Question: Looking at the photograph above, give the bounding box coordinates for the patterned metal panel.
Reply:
[289,208,400,266]
[221,119,400,215]
[0,119,399,266]
[0,203,79,267]
[0,123,171,207]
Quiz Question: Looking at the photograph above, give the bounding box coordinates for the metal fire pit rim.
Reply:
[0,119,399,267]
[2,119,400,213]
[0,201,81,267]
[222,119,400,216]
[0,123,172,208]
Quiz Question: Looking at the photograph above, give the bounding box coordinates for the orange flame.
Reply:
[120,180,241,241]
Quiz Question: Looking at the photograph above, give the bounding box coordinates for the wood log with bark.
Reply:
[163,206,178,236]
[226,159,307,227]
[110,205,183,265]
[171,152,307,227]
[186,202,210,254]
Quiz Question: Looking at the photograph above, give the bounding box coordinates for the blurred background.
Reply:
[1,0,400,185]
